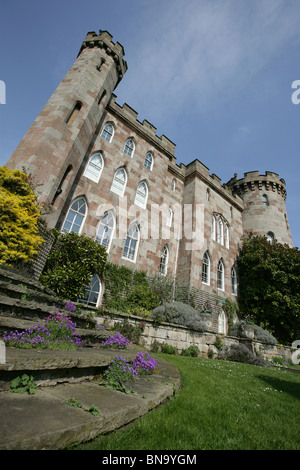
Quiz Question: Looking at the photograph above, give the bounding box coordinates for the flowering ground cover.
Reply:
[2,304,83,350]
[75,354,300,450]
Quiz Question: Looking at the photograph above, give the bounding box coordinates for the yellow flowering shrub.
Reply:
[0,166,44,265]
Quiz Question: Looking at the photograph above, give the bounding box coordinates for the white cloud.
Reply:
[116,0,300,121]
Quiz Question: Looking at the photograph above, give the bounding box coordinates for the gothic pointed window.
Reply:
[144,152,153,170]
[101,123,114,142]
[159,245,169,276]
[111,168,127,196]
[262,194,269,206]
[211,215,216,241]
[134,181,148,208]
[83,153,104,183]
[217,259,225,291]
[225,223,230,249]
[122,223,140,262]
[217,217,224,245]
[95,211,115,252]
[231,266,237,295]
[166,208,173,227]
[202,251,210,285]
[62,197,87,234]
[266,232,275,244]
[78,274,101,308]
[124,138,135,157]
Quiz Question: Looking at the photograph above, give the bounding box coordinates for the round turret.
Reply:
[227,171,293,247]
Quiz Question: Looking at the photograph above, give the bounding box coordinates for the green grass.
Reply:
[74,354,300,450]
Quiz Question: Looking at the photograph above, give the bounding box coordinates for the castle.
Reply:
[6,30,293,334]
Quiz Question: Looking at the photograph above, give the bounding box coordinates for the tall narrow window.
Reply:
[95,211,115,252]
[101,123,114,142]
[225,224,229,249]
[123,223,140,262]
[83,153,104,183]
[159,245,169,276]
[124,138,135,157]
[211,215,216,241]
[166,208,173,227]
[78,274,101,308]
[171,179,176,191]
[62,197,87,234]
[231,267,237,295]
[134,181,148,208]
[262,194,269,206]
[111,168,127,196]
[266,232,275,244]
[66,101,82,125]
[144,152,153,170]
[217,259,225,290]
[217,217,224,245]
[202,251,210,285]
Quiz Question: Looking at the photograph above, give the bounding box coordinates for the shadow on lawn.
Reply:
[257,374,300,401]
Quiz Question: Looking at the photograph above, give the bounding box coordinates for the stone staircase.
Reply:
[0,267,114,390]
[0,268,181,450]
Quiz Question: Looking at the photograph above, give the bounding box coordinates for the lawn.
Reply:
[74,354,300,450]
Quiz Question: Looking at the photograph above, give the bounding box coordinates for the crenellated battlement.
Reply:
[227,171,287,200]
[107,94,177,160]
[78,30,128,85]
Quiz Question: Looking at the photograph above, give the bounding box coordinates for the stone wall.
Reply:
[94,309,292,362]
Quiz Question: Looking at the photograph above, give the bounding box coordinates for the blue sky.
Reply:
[0,0,299,247]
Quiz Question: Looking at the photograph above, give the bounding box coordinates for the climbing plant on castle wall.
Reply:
[0,166,44,266]
[237,235,300,345]
[40,231,107,301]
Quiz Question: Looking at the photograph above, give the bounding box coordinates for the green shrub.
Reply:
[181,345,199,357]
[223,343,266,366]
[127,285,159,312]
[161,343,177,355]
[151,301,207,332]
[229,321,277,345]
[41,231,107,300]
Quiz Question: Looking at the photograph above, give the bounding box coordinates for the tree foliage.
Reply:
[237,235,300,345]
[0,166,44,266]
[40,231,107,300]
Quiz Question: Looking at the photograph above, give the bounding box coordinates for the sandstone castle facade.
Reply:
[6,30,293,333]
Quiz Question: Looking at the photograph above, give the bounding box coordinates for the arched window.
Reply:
[123,223,140,262]
[225,224,230,249]
[217,217,224,245]
[211,215,216,241]
[144,152,153,170]
[95,211,115,252]
[266,232,275,244]
[101,123,114,142]
[83,153,104,183]
[217,259,225,290]
[159,245,169,276]
[111,168,127,196]
[262,194,269,206]
[134,181,148,208]
[202,251,210,285]
[62,197,87,234]
[78,274,101,308]
[231,266,237,295]
[166,208,173,227]
[124,138,135,157]
[218,310,226,334]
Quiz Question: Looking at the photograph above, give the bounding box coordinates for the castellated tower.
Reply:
[6,30,127,229]
[227,171,293,247]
